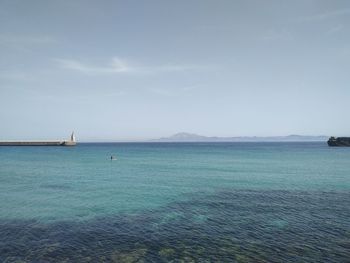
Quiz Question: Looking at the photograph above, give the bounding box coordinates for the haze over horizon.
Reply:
[1,0,350,141]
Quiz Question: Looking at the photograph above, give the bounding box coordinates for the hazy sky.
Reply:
[1,0,350,141]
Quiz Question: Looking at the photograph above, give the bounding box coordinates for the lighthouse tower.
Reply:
[63,132,77,146]
[71,132,76,142]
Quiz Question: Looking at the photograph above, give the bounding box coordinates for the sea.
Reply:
[0,142,349,262]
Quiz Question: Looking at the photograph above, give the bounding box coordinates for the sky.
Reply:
[1,0,350,141]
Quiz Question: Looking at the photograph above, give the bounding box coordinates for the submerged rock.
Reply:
[110,248,147,263]
[159,248,175,258]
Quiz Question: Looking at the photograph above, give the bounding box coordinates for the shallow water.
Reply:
[0,142,349,262]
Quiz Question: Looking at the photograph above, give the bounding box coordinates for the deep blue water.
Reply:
[0,142,349,262]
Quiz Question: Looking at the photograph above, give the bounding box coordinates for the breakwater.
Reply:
[0,141,75,146]
[0,132,76,146]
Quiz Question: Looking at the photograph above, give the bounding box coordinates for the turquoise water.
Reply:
[0,142,349,262]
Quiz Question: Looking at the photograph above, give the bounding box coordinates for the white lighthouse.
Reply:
[63,132,77,146]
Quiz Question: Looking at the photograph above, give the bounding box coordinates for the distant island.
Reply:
[152,132,328,142]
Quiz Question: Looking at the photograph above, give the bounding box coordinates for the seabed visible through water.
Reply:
[0,142,349,262]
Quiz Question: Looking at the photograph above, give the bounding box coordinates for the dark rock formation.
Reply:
[327,137,350,146]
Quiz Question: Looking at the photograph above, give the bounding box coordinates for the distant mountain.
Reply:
[153,132,328,142]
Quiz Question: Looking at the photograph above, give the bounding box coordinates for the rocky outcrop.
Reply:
[327,137,350,146]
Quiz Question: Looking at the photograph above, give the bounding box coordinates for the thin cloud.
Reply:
[299,8,350,22]
[55,57,131,74]
[148,85,199,97]
[0,35,56,45]
[261,29,293,41]
[326,24,344,35]
[0,71,36,81]
[150,64,211,73]
[55,57,212,75]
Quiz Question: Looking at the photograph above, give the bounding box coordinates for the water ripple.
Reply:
[1,189,349,262]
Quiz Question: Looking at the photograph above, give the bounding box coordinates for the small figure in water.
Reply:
[110,155,117,160]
